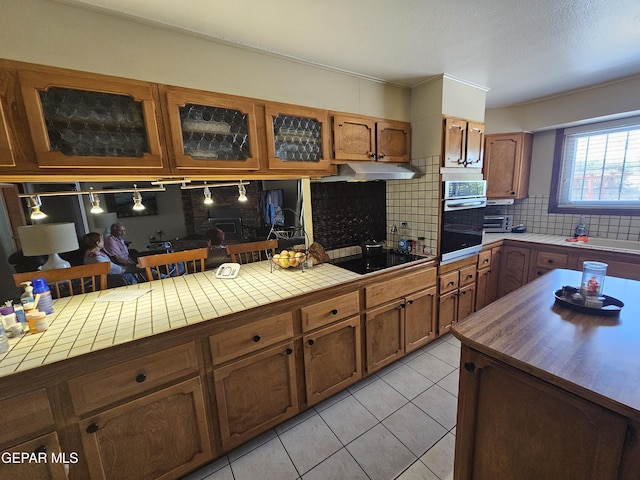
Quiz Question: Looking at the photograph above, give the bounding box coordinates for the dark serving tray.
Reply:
[554,289,624,316]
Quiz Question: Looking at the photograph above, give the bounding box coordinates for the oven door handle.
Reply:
[446,200,486,209]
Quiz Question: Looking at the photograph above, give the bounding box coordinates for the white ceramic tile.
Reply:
[351,377,408,421]
[426,341,461,367]
[437,369,460,397]
[347,424,416,480]
[383,402,448,457]
[226,429,277,463]
[318,395,378,444]
[279,414,342,474]
[229,437,298,480]
[406,352,456,383]
[413,384,459,430]
[420,432,456,480]
[301,448,368,480]
[380,364,434,400]
[395,460,440,480]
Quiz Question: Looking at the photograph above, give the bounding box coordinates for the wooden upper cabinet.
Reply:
[443,117,484,168]
[484,132,533,199]
[0,90,15,168]
[162,86,261,171]
[18,68,165,170]
[265,102,331,171]
[332,114,410,163]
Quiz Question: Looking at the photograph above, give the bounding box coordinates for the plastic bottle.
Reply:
[20,282,35,312]
[0,322,9,353]
[574,215,587,237]
[31,278,54,315]
[0,305,20,338]
[13,303,28,333]
[398,222,409,252]
[26,310,48,334]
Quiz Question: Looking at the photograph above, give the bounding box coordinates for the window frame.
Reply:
[549,118,640,216]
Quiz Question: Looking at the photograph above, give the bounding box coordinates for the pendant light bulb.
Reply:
[28,195,48,220]
[238,183,247,202]
[203,185,214,205]
[89,191,104,214]
[132,185,145,211]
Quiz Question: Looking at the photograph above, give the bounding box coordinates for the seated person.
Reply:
[205,228,231,270]
[103,222,137,267]
[82,232,138,285]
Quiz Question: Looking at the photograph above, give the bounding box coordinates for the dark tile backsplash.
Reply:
[311,181,386,250]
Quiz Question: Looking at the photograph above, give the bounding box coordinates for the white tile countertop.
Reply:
[483,232,640,255]
[0,261,361,378]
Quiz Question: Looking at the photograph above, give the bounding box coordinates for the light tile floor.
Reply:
[184,334,460,480]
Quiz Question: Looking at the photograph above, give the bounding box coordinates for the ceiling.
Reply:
[58,0,640,108]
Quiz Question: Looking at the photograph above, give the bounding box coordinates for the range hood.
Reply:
[320,163,421,182]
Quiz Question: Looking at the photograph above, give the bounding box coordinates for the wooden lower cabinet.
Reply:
[303,316,362,406]
[498,245,530,297]
[213,341,298,451]
[475,246,502,310]
[365,298,405,373]
[438,260,477,335]
[455,345,630,480]
[0,432,68,480]
[79,377,212,480]
[405,286,437,352]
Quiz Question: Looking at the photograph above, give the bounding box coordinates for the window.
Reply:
[550,116,640,215]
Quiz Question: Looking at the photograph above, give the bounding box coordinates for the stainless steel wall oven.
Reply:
[440,180,487,264]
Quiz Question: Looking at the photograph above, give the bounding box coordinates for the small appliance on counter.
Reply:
[483,214,513,233]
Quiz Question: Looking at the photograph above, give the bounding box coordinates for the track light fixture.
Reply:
[28,195,47,220]
[238,183,248,202]
[89,188,104,214]
[203,185,214,205]
[132,185,145,211]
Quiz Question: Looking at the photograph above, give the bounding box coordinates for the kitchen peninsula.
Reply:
[452,268,640,480]
[0,256,437,480]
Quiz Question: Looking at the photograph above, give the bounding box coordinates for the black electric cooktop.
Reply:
[331,249,423,275]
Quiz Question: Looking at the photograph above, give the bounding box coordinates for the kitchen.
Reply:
[1,1,640,480]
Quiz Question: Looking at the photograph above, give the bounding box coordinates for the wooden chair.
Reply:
[137,248,208,281]
[226,239,278,264]
[13,262,111,299]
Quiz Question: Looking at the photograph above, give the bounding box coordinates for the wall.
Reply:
[0,0,410,120]
[485,75,640,240]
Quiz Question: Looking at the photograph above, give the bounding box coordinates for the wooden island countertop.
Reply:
[451,268,640,480]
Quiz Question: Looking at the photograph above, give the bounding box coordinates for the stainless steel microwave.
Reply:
[484,215,513,232]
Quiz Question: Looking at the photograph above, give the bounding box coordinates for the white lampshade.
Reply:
[18,223,80,270]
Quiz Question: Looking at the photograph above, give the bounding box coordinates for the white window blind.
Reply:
[558,116,640,210]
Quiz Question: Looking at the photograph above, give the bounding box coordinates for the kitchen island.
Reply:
[451,268,640,480]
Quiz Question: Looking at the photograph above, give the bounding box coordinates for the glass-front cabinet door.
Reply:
[265,103,331,172]
[18,69,164,169]
[163,88,260,171]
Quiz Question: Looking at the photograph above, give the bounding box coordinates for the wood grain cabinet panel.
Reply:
[303,316,362,406]
[332,114,410,163]
[499,245,531,297]
[484,132,533,199]
[443,117,484,168]
[0,432,68,480]
[213,342,298,451]
[68,342,199,415]
[80,377,212,480]
[265,102,331,172]
[365,299,405,373]
[0,389,54,447]
[18,68,166,170]
[455,346,628,480]
[405,286,437,352]
[366,267,437,308]
[300,290,360,332]
[162,86,261,171]
[209,312,294,365]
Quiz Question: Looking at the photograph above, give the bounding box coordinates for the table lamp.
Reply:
[18,223,80,270]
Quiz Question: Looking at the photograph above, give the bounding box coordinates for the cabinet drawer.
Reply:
[535,251,569,269]
[439,271,460,294]
[301,291,360,332]
[68,342,199,415]
[0,389,54,445]
[459,265,477,287]
[210,312,294,365]
[478,250,492,268]
[365,267,436,308]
